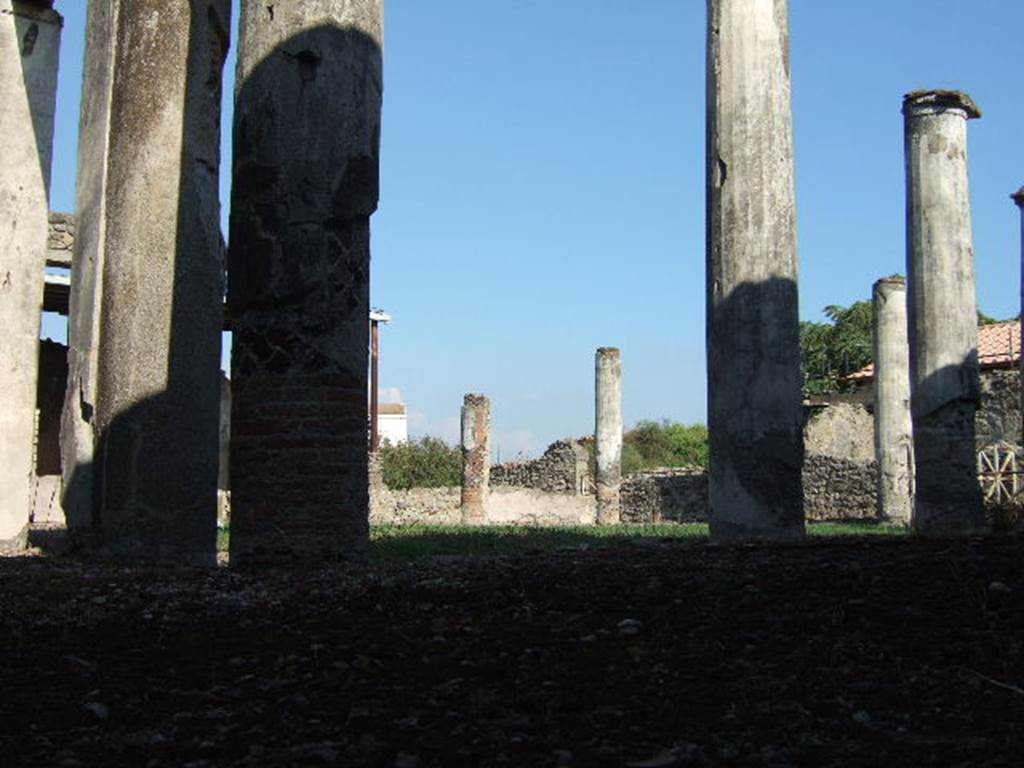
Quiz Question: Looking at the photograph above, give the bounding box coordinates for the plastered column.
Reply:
[228,0,383,565]
[1011,185,1019,444]
[0,0,61,551]
[903,90,984,534]
[61,0,230,563]
[706,0,804,540]
[461,394,491,524]
[872,277,914,525]
[594,347,622,524]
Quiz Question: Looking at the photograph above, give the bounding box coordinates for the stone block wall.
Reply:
[802,455,878,521]
[977,368,1021,447]
[620,469,708,523]
[47,211,74,267]
[490,440,590,494]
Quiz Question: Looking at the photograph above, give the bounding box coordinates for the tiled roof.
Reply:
[847,319,1020,382]
[378,403,407,416]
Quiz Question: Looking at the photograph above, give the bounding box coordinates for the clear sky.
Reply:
[45,1,1024,459]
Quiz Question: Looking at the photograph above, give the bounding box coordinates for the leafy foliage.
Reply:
[800,300,874,395]
[801,294,1011,396]
[380,436,462,490]
[621,420,709,475]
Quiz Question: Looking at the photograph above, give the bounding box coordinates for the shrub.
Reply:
[379,436,462,490]
[620,420,709,474]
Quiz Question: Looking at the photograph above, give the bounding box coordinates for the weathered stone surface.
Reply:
[706,0,804,540]
[46,210,74,267]
[620,469,708,524]
[227,0,383,566]
[802,454,878,521]
[0,0,61,552]
[904,89,984,533]
[595,347,622,524]
[61,0,230,563]
[872,277,914,524]
[805,403,875,463]
[460,394,491,524]
[1014,187,1024,445]
[490,440,589,494]
[977,368,1021,448]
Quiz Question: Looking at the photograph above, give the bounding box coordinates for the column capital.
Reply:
[873,274,906,290]
[1011,187,1024,208]
[903,90,981,120]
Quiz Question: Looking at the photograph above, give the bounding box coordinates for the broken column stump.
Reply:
[227,0,384,565]
[461,394,491,525]
[706,0,804,540]
[0,0,61,552]
[903,90,984,534]
[872,276,914,525]
[61,0,230,563]
[594,347,623,525]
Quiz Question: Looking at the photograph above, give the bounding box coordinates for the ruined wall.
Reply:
[802,455,878,521]
[370,486,593,527]
[490,440,589,494]
[620,470,708,524]
[46,211,74,266]
[977,368,1021,447]
[801,403,877,520]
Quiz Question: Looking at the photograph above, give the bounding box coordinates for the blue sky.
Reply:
[45,1,1024,458]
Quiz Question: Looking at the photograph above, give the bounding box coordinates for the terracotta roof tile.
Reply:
[847,320,1020,382]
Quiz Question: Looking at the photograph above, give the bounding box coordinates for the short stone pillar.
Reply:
[706,0,804,540]
[594,347,623,524]
[227,0,384,565]
[872,277,914,525]
[903,90,984,533]
[0,0,61,552]
[460,394,491,525]
[61,1,231,563]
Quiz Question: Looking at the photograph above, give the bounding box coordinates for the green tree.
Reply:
[801,300,873,395]
[620,420,709,474]
[800,293,1008,395]
[379,436,462,490]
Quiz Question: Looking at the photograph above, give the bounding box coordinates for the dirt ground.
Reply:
[2,533,1023,767]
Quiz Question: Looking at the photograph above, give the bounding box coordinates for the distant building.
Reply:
[378,403,408,445]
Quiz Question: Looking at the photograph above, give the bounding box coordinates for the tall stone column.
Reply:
[594,347,623,524]
[61,0,231,563]
[228,0,383,565]
[1014,187,1024,442]
[460,394,491,525]
[706,0,804,540]
[872,276,914,525]
[0,1,61,552]
[903,90,984,534]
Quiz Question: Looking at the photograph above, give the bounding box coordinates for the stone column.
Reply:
[460,394,491,524]
[0,1,61,552]
[61,0,231,563]
[594,347,623,524]
[706,0,804,540]
[228,0,383,565]
[872,277,914,525]
[1014,187,1024,443]
[903,90,984,533]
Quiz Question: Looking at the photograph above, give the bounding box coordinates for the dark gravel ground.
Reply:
[2,533,1023,767]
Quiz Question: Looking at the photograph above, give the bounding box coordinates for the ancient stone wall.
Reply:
[370,486,593,527]
[46,211,74,267]
[977,368,1021,447]
[802,455,878,521]
[490,440,589,495]
[801,402,878,520]
[620,470,708,524]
